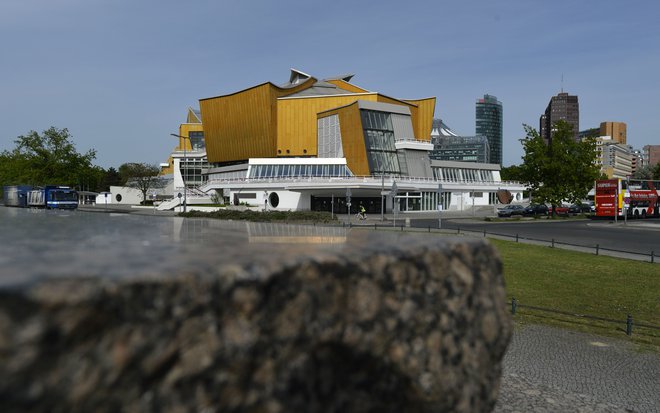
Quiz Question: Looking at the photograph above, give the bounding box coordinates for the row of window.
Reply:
[248,164,353,179]
[180,157,210,187]
[317,115,344,158]
[433,167,495,182]
[361,110,401,175]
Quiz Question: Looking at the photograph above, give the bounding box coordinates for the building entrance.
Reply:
[311,196,381,215]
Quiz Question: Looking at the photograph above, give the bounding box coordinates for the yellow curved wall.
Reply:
[200,79,316,163]
[403,97,436,141]
[276,93,378,157]
[177,123,204,151]
[318,102,370,176]
[198,76,435,166]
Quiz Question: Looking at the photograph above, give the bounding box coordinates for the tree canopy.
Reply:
[119,162,163,204]
[519,120,600,210]
[653,162,660,180]
[0,127,98,188]
[500,164,525,182]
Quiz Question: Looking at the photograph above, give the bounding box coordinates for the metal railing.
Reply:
[358,222,659,264]
[510,297,660,337]
[200,175,523,190]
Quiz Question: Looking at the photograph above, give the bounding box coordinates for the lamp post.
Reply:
[170,133,188,213]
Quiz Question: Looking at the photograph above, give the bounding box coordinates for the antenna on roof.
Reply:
[561,73,564,93]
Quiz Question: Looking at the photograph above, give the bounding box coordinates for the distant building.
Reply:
[631,148,643,176]
[156,69,525,212]
[643,145,660,167]
[540,92,579,144]
[600,121,626,144]
[595,136,632,178]
[578,127,600,141]
[430,119,490,163]
[475,94,503,165]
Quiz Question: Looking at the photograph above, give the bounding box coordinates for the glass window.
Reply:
[188,131,205,151]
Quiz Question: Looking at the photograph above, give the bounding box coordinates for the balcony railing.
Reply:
[200,175,524,192]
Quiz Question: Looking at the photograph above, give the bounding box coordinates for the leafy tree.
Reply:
[0,127,97,188]
[500,164,525,181]
[519,121,600,216]
[98,167,124,192]
[653,162,660,180]
[119,163,163,204]
[632,164,653,179]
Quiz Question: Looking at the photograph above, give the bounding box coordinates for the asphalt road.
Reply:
[409,217,660,257]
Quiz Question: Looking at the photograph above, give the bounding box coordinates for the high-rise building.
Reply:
[475,94,503,166]
[643,145,660,167]
[539,92,579,144]
[430,119,490,163]
[600,121,626,144]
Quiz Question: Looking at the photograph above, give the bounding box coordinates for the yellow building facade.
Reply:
[197,69,436,176]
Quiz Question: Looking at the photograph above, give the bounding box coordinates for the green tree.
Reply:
[519,121,600,216]
[632,164,653,179]
[652,162,660,180]
[98,167,124,192]
[500,164,525,181]
[119,163,163,204]
[0,127,97,188]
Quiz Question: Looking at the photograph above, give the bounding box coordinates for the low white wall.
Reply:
[110,186,144,205]
[229,190,307,211]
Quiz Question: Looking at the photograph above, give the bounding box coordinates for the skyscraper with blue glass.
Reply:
[475,94,503,166]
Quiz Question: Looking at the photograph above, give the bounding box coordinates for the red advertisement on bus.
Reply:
[594,179,660,218]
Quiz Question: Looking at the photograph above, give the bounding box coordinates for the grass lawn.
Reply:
[490,238,660,349]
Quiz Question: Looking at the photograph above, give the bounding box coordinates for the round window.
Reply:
[269,192,279,208]
[115,194,122,202]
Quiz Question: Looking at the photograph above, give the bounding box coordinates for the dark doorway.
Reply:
[311,196,381,215]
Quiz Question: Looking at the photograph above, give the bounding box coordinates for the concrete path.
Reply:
[495,324,660,413]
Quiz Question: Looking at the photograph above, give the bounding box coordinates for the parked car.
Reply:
[523,204,549,216]
[552,205,570,217]
[568,204,582,214]
[497,204,525,217]
[583,201,595,213]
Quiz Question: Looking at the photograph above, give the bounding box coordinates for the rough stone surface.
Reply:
[496,324,660,413]
[0,213,511,413]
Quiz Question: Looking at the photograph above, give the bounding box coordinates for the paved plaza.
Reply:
[495,324,660,413]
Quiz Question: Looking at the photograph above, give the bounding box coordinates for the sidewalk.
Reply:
[495,324,660,412]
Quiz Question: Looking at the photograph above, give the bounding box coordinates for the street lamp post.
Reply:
[170,133,188,213]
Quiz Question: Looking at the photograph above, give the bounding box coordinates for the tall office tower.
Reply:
[600,121,626,144]
[475,94,503,166]
[539,92,579,144]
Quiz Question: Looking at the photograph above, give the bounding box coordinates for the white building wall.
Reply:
[228,190,308,211]
[109,186,144,205]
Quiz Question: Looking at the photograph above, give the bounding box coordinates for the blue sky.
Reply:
[1,0,659,168]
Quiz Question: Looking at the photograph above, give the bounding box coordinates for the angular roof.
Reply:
[285,79,362,97]
[281,69,366,97]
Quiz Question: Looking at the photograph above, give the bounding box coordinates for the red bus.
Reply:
[594,179,660,218]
